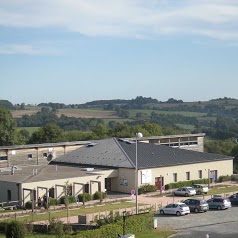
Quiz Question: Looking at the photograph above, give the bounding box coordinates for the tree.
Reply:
[0,106,17,146]
[29,123,65,144]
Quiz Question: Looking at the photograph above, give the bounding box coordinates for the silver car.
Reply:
[172,187,196,197]
[159,202,190,216]
[206,197,231,210]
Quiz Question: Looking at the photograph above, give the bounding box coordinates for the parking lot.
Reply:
[155,206,238,237]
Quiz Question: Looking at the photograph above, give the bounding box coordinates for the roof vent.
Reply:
[82,168,94,172]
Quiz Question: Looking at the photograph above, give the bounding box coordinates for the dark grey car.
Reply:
[183,198,209,213]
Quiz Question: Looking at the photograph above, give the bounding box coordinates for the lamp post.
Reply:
[135,132,143,214]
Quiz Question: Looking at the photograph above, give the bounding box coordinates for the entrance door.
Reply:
[155,176,164,190]
[105,178,111,192]
[210,170,217,183]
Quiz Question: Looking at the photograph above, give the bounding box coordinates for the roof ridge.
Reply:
[113,137,135,168]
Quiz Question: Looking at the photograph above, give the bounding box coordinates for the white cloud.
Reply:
[0,43,56,55]
[0,0,238,40]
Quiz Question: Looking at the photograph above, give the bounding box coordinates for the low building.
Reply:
[0,137,233,206]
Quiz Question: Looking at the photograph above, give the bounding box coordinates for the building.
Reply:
[0,133,205,168]
[0,137,233,206]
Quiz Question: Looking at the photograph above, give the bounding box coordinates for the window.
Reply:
[198,170,202,179]
[7,190,11,201]
[173,173,177,182]
[186,172,190,180]
[43,153,47,158]
[0,156,7,161]
[27,154,33,160]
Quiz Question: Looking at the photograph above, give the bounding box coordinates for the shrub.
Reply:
[231,174,238,181]
[138,184,157,195]
[78,193,92,202]
[0,222,7,233]
[218,175,231,182]
[5,221,25,238]
[60,195,75,205]
[49,198,57,206]
[49,218,64,238]
[93,191,107,200]
[25,201,32,210]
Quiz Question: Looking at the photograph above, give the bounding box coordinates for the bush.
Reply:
[218,175,231,182]
[78,193,92,203]
[25,201,32,210]
[93,191,107,200]
[49,198,57,206]
[49,218,64,238]
[0,222,7,233]
[60,196,75,205]
[138,184,157,195]
[231,174,238,181]
[5,221,25,238]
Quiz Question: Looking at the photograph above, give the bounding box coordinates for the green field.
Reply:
[17,127,40,134]
[129,109,207,118]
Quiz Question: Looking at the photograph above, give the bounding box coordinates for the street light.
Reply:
[135,132,143,214]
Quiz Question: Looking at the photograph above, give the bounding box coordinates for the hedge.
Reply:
[218,175,231,182]
[138,184,157,195]
[75,212,154,238]
[165,178,209,190]
[6,221,25,238]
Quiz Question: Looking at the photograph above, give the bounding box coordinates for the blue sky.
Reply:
[1,0,238,105]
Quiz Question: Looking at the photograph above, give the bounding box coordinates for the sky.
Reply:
[1,0,238,105]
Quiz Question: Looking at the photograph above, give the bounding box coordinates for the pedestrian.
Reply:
[37,197,41,208]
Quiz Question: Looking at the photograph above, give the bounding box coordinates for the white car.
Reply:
[192,184,209,195]
[172,187,196,197]
[159,202,190,216]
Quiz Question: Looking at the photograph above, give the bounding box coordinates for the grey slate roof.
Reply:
[54,138,135,168]
[53,138,233,169]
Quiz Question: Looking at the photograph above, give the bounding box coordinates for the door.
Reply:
[155,176,164,190]
[105,178,111,192]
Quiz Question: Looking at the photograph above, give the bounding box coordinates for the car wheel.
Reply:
[217,206,222,210]
[185,193,188,197]
[176,211,181,216]
[160,210,164,215]
[194,208,199,213]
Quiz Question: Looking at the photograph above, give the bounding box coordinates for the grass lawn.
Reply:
[136,229,176,238]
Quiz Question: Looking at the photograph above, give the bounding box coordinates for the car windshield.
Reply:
[179,204,187,207]
[187,188,194,191]
[200,200,207,204]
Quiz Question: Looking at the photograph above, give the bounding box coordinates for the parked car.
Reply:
[159,202,190,216]
[206,197,231,210]
[183,198,209,213]
[228,194,238,205]
[192,184,208,195]
[172,187,196,197]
